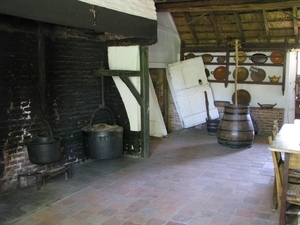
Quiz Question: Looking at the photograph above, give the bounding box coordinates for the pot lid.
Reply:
[233,67,249,81]
[250,68,266,82]
[232,89,251,105]
[270,51,284,64]
[234,51,247,63]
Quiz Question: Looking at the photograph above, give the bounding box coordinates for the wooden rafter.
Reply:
[293,6,299,44]
[185,12,209,26]
[262,9,271,43]
[233,12,245,43]
[184,12,199,44]
[209,12,221,45]
[156,1,300,13]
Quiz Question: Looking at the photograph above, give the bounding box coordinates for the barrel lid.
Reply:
[81,123,123,132]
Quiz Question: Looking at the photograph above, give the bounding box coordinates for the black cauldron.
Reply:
[25,137,62,164]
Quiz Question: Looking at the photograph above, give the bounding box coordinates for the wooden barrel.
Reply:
[217,104,254,148]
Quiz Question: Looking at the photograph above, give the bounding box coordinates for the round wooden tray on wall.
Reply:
[232,89,251,105]
[250,68,266,82]
[233,67,249,81]
[234,51,247,63]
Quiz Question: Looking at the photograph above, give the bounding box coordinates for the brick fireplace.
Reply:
[0,10,156,191]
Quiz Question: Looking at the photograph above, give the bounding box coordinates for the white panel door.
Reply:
[167,57,219,128]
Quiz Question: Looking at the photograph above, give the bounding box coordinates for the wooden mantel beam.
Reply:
[156,0,300,12]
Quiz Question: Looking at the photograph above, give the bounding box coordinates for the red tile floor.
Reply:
[1,127,279,225]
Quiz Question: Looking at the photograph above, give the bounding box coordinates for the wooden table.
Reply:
[269,123,300,225]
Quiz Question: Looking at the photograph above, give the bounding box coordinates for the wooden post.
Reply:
[234,39,239,106]
[140,46,150,158]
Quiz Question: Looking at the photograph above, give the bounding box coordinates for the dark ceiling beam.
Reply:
[0,14,156,46]
[262,10,271,43]
[156,0,273,8]
[184,12,199,44]
[156,0,300,12]
[209,13,221,45]
[233,12,245,44]
[0,0,157,45]
[293,6,299,44]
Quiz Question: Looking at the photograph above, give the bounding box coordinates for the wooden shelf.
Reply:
[205,62,283,67]
[181,42,287,95]
[208,80,282,85]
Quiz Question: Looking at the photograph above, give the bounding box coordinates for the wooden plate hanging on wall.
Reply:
[250,68,266,82]
[233,67,249,81]
[234,51,247,63]
[232,89,251,105]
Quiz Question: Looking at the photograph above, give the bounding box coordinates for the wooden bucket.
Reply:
[206,118,220,135]
[217,104,254,148]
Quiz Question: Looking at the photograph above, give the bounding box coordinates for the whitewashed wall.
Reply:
[108,46,167,137]
[78,0,156,20]
[149,12,181,68]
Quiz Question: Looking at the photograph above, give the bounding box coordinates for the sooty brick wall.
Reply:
[0,15,141,191]
[45,36,109,160]
[0,25,43,190]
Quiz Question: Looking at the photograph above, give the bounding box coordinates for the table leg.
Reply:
[280,152,290,225]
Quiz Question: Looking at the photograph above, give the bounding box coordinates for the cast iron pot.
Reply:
[249,53,268,64]
[257,103,277,109]
[25,137,62,164]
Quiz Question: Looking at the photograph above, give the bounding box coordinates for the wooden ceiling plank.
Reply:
[156,1,300,13]
[262,10,271,43]
[234,12,245,43]
[184,12,199,44]
[293,6,299,44]
[209,12,222,45]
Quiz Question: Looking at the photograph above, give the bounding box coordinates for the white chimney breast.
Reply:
[78,0,157,20]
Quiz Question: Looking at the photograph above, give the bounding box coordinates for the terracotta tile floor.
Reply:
[0,127,279,225]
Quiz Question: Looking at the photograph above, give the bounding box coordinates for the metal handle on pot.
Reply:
[250,66,259,73]
[89,105,116,130]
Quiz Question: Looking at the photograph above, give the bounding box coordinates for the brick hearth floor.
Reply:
[0,127,279,225]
